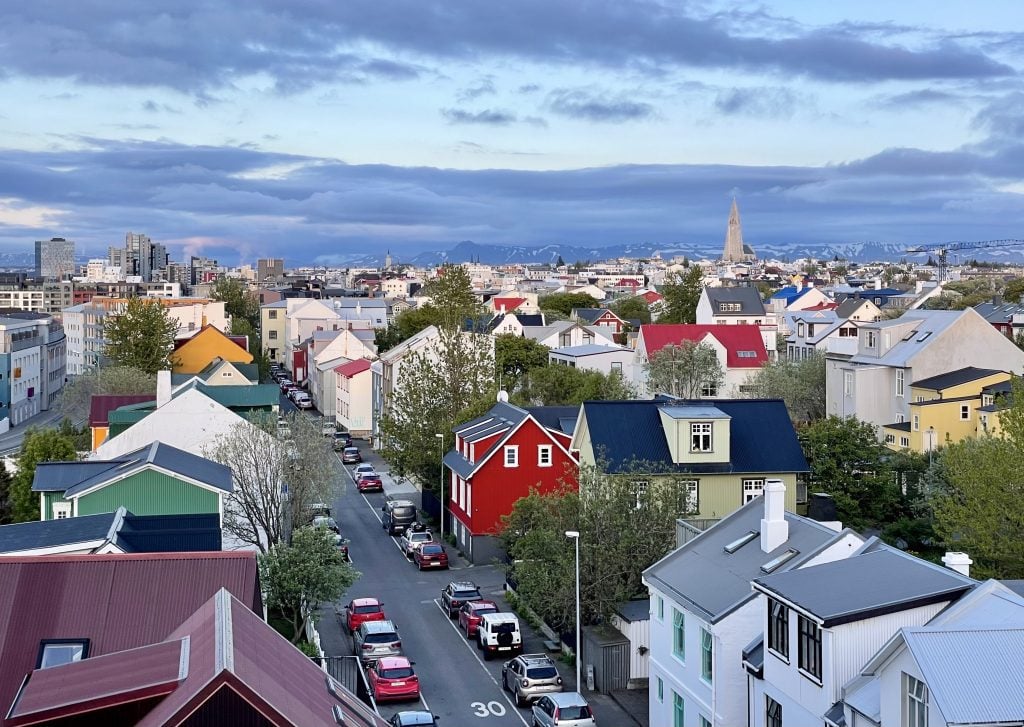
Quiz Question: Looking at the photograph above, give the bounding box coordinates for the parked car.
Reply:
[294,393,313,409]
[388,712,440,727]
[312,515,340,534]
[334,533,351,562]
[321,419,336,435]
[458,600,498,638]
[440,581,483,619]
[398,524,433,557]
[342,446,362,464]
[367,656,420,703]
[332,431,353,450]
[382,500,418,535]
[502,653,563,706]
[279,379,294,392]
[477,612,522,660]
[308,503,331,520]
[413,542,449,570]
[343,597,386,633]
[532,693,596,727]
[356,473,384,493]
[354,463,376,477]
[287,387,305,402]
[353,619,402,665]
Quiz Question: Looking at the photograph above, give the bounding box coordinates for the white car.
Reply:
[399,526,433,557]
[294,393,313,409]
[354,463,377,478]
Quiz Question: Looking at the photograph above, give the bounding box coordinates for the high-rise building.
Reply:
[721,199,756,262]
[257,258,284,282]
[118,233,169,282]
[189,256,220,286]
[34,237,75,280]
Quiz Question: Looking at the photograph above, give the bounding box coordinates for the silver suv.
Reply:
[353,619,402,665]
[502,653,563,707]
[532,692,596,727]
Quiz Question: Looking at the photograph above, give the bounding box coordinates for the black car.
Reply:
[441,581,483,619]
[332,431,353,451]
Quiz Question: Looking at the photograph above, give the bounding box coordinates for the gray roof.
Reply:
[0,511,120,554]
[643,497,848,623]
[754,547,974,627]
[1001,580,1024,598]
[823,701,846,727]
[615,598,650,623]
[911,366,1004,391]
[836,297,874,319]
[525,406,579,435]
[550,344,629,357]
[703,286,766,316]
[846,310,963,367]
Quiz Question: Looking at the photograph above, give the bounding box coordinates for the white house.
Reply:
[335,358,373,437]
[307,329,377,417]
[521,320,617,349]
[696,286,776,357]
[548,343,633,379]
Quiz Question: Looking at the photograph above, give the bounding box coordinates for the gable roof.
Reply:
[198,358,260,382]
[550,343,631,357]
[846,310,965,367]
[639,324,768,367]
[572,308,621,324]
[581,398,807,474]
[703,286,767,315]
[910,366,1005,391]
[525,406,580,436]
[89,394,156,427]
[639,290,663,304]
[644,495,852,623]
[172,324,253,362]
[753,546,974,627]
[492,296,526,312]
[334,358,372,377]
[836,297,876,319]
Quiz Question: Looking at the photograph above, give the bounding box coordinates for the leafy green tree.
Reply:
[59,365,156,422]
[211,277,260,330]
[10,428,78,522]
[610,296,651,325]
[495,334,550,388]
[744,352,826,423]
[537,292,599,317]
[259,526,359,643]
[1004,278,1024,304]
[104,298,178,374]
[659,267,704,323]
[515,365,635,406]
[799,416,901,529]
[375,306,442,353]
[644,342,723,398]
[0,457,13,524]
[420,264,484,331]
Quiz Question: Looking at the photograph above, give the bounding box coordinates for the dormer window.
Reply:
[690,422,712,452]
[797,322,805,337]
[37,639,89,669]
[719,302,742,312]
[865,330,876,348]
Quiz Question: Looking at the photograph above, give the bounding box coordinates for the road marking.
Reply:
[432,598,530,727]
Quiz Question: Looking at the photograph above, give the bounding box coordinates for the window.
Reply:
[681,480,699,514]
[797,322,805,337]
[844,370,854,396]
[896,369,904,397]
[885,434,895,444]
[691,422,712,452]
[737,350,757,358]
[504,445,518,467]
[657,596,664,621]
[960,404,970,420]
[865,330,876,348]
[766,696,782,727]
[632,480,649,509]
[724,530,758,554]
[904,673,928,727]
[537,445,552,467]
[742,479,764,503]
[767,598,789,660]
[673,692,685,727]
[700,628,713,684]
[797,615,822,682]
[700,381,718,397]
[37,639,89,669]
[672,609,685,660]
[807,324,815,337]
[610,361,622,372]
[268,310,278,319]
[897,413,904,423]
[900,436,910,447]
[657,676,663,703]
[912,415,919,431]
[53,502,71,520]
[718,302,741,312]
[761,549,799,573]
[268,330,278,340]
[700,717,712,727]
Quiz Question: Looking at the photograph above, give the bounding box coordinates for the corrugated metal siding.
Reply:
[613,614,650,680]
[77,470,219,517]
[41,491,64,520]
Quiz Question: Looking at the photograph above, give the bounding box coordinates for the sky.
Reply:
[1,1,1024,266]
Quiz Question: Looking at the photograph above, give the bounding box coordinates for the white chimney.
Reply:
[760,479,789,553]
[942,551,972,577]
[874,277,882,290]
[156,370,172,409]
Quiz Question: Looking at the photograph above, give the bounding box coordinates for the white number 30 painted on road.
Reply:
[471,701,507,717]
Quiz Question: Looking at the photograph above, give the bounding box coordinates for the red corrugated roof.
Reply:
[639,324,768,367]
[615,278,640,287]
[802,301,838,311]
[89,394,155,427]
[492,297,525,312]
[0,552,260,721]
[334,358,372,377]
[640,290,663,303]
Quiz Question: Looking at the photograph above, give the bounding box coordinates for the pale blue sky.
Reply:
[0,1,1022,264]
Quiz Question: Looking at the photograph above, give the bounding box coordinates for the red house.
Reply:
[572,307,627,333]
[443,400,579,563]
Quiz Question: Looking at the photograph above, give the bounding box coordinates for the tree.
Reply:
[537,292,598,317]
[799,416,901,529]
[419,264,484,331]
[744,352,826,423]
[104,298,178,374]
[379,329,495,490]
[0,457,13,525]
[1005,277,1024,304]
[495,334,550,388]
[259,526,359,643]
[59,365,156,422]
[375,306,442,353]
[9,427,78,522]
[516,365,635,406]
[211,277,260,330]
[610,296,651,325]
[658,267,704,324]
[645,342,724,398]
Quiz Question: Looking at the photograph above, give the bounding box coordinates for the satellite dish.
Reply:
[496,390,509,403]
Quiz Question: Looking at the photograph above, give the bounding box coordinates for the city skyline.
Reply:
[1,2,1023,265]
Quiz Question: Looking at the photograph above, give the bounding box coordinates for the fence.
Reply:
[320,655,374,708]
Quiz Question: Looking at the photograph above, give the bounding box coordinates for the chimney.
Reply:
[760,479,789,553]
[942,551,972,577]
[156,370,172,409]
[874,277,882,290]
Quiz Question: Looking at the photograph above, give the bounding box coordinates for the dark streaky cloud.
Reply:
[547,88,654,122]
[442,108,518,125]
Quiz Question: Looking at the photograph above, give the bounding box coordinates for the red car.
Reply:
[458,599,498,638]
[356,473,384,493]
[413,542,449,570]
[368,656,420,702]
[344,597,386,633]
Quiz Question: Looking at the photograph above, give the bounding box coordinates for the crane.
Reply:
[905,239,1024,282]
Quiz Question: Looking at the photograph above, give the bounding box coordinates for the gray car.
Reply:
[353,619,403,665]
[502,653,563,707]
[532,692,596,727]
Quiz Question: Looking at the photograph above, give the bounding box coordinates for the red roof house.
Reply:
[491,296,526,314]
[443,401,579,564]
[639,290,664,304]
[334,359,373,436]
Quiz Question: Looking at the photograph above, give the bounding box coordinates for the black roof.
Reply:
[911,367,1004,391]
[885,421,912,432]
[703,286,766,316]
[526,406,579,435]
[0,512,118,554]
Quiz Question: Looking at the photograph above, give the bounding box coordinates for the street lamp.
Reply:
[565,530,581,693]
[435,433,445,542]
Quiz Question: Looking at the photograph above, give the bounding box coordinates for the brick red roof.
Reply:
[492,297,526,312]
[639,290,663,303]
[89,394,156,427]
[615,278,640,287]
[334,358,372,377]
[802,301,838,311]
[639,324,768,367]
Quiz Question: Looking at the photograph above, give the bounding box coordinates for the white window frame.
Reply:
[960,404,970,420]
[700,627,713,684]
[672,609,685,662]
[913,415,919,431]
[844,370,854,397]
[53,501,71,520]
[900,436,910,448]
[681,480,699,515]
[690,422,712,452]
[657,596,664,621]
[657,676,664,703]
[632,480,649,509]
[537,445,553,467]
[903,672,929,727]
[742,479,765,503]
[896,369,904,398]
[504,445,519,468]
[673,691,685,727]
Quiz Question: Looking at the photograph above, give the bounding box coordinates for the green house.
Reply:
[32,441,233,523]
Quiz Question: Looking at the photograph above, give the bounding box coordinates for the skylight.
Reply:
[724,530,759,554]
[760,549,799,573]
[916,331,932,342]
[901,330,917,341]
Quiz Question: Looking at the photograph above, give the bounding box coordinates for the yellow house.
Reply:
[571,398,806,519]
[171,324,254,374]
[882,367,1010,453]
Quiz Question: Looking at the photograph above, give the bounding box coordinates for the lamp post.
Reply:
[565,530,581,692]
[435,433,445,542]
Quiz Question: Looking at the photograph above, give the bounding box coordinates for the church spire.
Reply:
[722,198,745,262]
